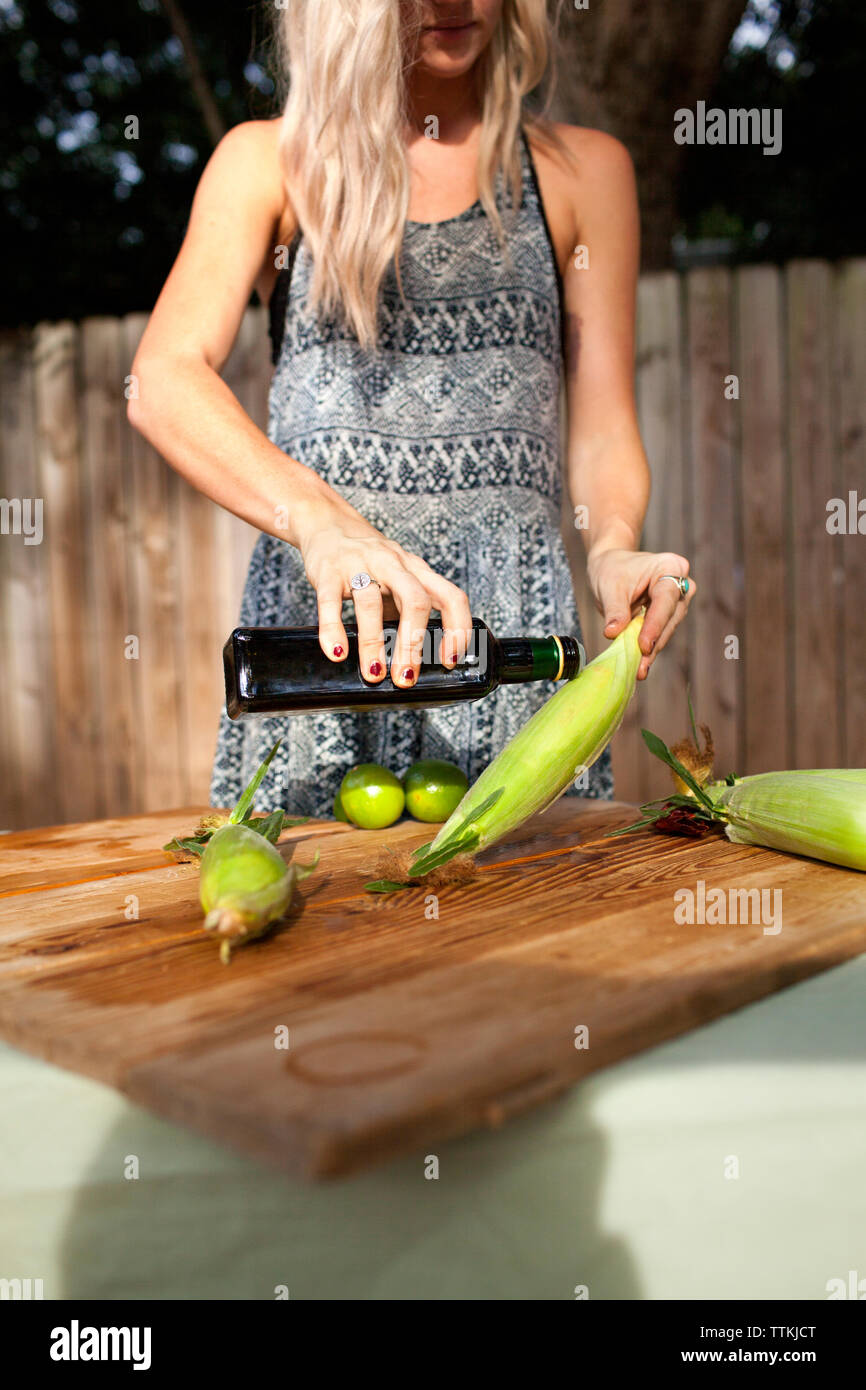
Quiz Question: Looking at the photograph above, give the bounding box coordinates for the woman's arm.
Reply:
[128,120,471,686]
[560,128,695,680]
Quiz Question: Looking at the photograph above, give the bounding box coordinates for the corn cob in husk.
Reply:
[366,614,645,891]
[163,740,317,961]
[703,771,866,872]
[201,822,318,963]
[615,721,866,873]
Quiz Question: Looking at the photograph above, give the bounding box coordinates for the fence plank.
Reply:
[560,366,602,655]
[686,267,740,781]
[0,331,57,829]
[80,318,140,816]
[123,314,186,812]
[786,262,842,769]
[624,270,690,803]
[32,321,103,823]
[217,306,268,637]
[736,266,790,774]
[835,260,866,767]
[560,390,615,799]
[563,515,604,660]
[175,475,224,807]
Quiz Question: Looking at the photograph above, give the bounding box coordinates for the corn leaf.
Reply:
[409,830,481,877]
[162,835,209,857]
[366,826,484,891]
[606,792,719,838]
[364,844,479,891]
[640,729,715,809]
[604,816,660,837]
[249,809,310,843]
[687,686,699,747]
[446,786,506,833]
[414,789,504,862]
[246,809,281,843]
[230,740,282,824]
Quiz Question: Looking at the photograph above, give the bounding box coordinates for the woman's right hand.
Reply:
[297,509,472,687]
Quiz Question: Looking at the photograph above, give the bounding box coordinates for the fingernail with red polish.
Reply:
[333,644,344,657]
[402,668,415,681]
[369,661,382,676]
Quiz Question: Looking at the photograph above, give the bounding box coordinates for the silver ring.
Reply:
[656,574,690,599]
[350,572,378,591]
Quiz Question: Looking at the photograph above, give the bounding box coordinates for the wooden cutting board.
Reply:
[2,800,866,1178]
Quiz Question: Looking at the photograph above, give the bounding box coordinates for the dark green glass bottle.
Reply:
[223,618,585,718]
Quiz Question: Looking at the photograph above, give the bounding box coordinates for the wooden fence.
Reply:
[1,259,864,832]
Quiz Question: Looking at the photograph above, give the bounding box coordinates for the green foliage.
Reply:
[0,0,279,326]
[679,0,866,261]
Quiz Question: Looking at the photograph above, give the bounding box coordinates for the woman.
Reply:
[129,0,695,816]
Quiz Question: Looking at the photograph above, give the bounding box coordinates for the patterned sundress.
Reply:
[210,130,614,815]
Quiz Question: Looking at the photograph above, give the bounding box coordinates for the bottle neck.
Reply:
[497,635,585,684]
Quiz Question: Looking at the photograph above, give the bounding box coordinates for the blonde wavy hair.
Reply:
[275,0,567,349]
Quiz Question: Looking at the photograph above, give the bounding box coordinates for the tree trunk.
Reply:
[161,0,228,147]
[547,0,749,268]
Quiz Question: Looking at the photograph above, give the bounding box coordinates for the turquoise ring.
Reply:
[658,574,690,599]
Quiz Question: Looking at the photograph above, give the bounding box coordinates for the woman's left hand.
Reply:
[587,548,697,681]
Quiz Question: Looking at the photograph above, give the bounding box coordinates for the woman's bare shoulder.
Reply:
[533,121,635,182]
[531,121,637,248]
[216,117,282,156]
[208,118,284,193]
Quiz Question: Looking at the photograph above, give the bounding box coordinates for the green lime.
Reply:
[333,788,349,822]
[403,759,469,823]
[339,763,405,830]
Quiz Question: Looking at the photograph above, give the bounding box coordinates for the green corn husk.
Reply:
[163,739,318,962]
[363,614,644,888]
[703,771,866,872]
[615,721,866,873]
[774,769,866,782]
[430,613,644,855]
[200,822,318,964]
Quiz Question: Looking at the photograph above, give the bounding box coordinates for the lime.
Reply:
[333,788,349,822]
[339,763,405,830]
[403,759,469,823]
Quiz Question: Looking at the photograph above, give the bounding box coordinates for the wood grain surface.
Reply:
[1,800,865,1179]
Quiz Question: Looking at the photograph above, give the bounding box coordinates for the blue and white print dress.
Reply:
[210,130,613,815]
